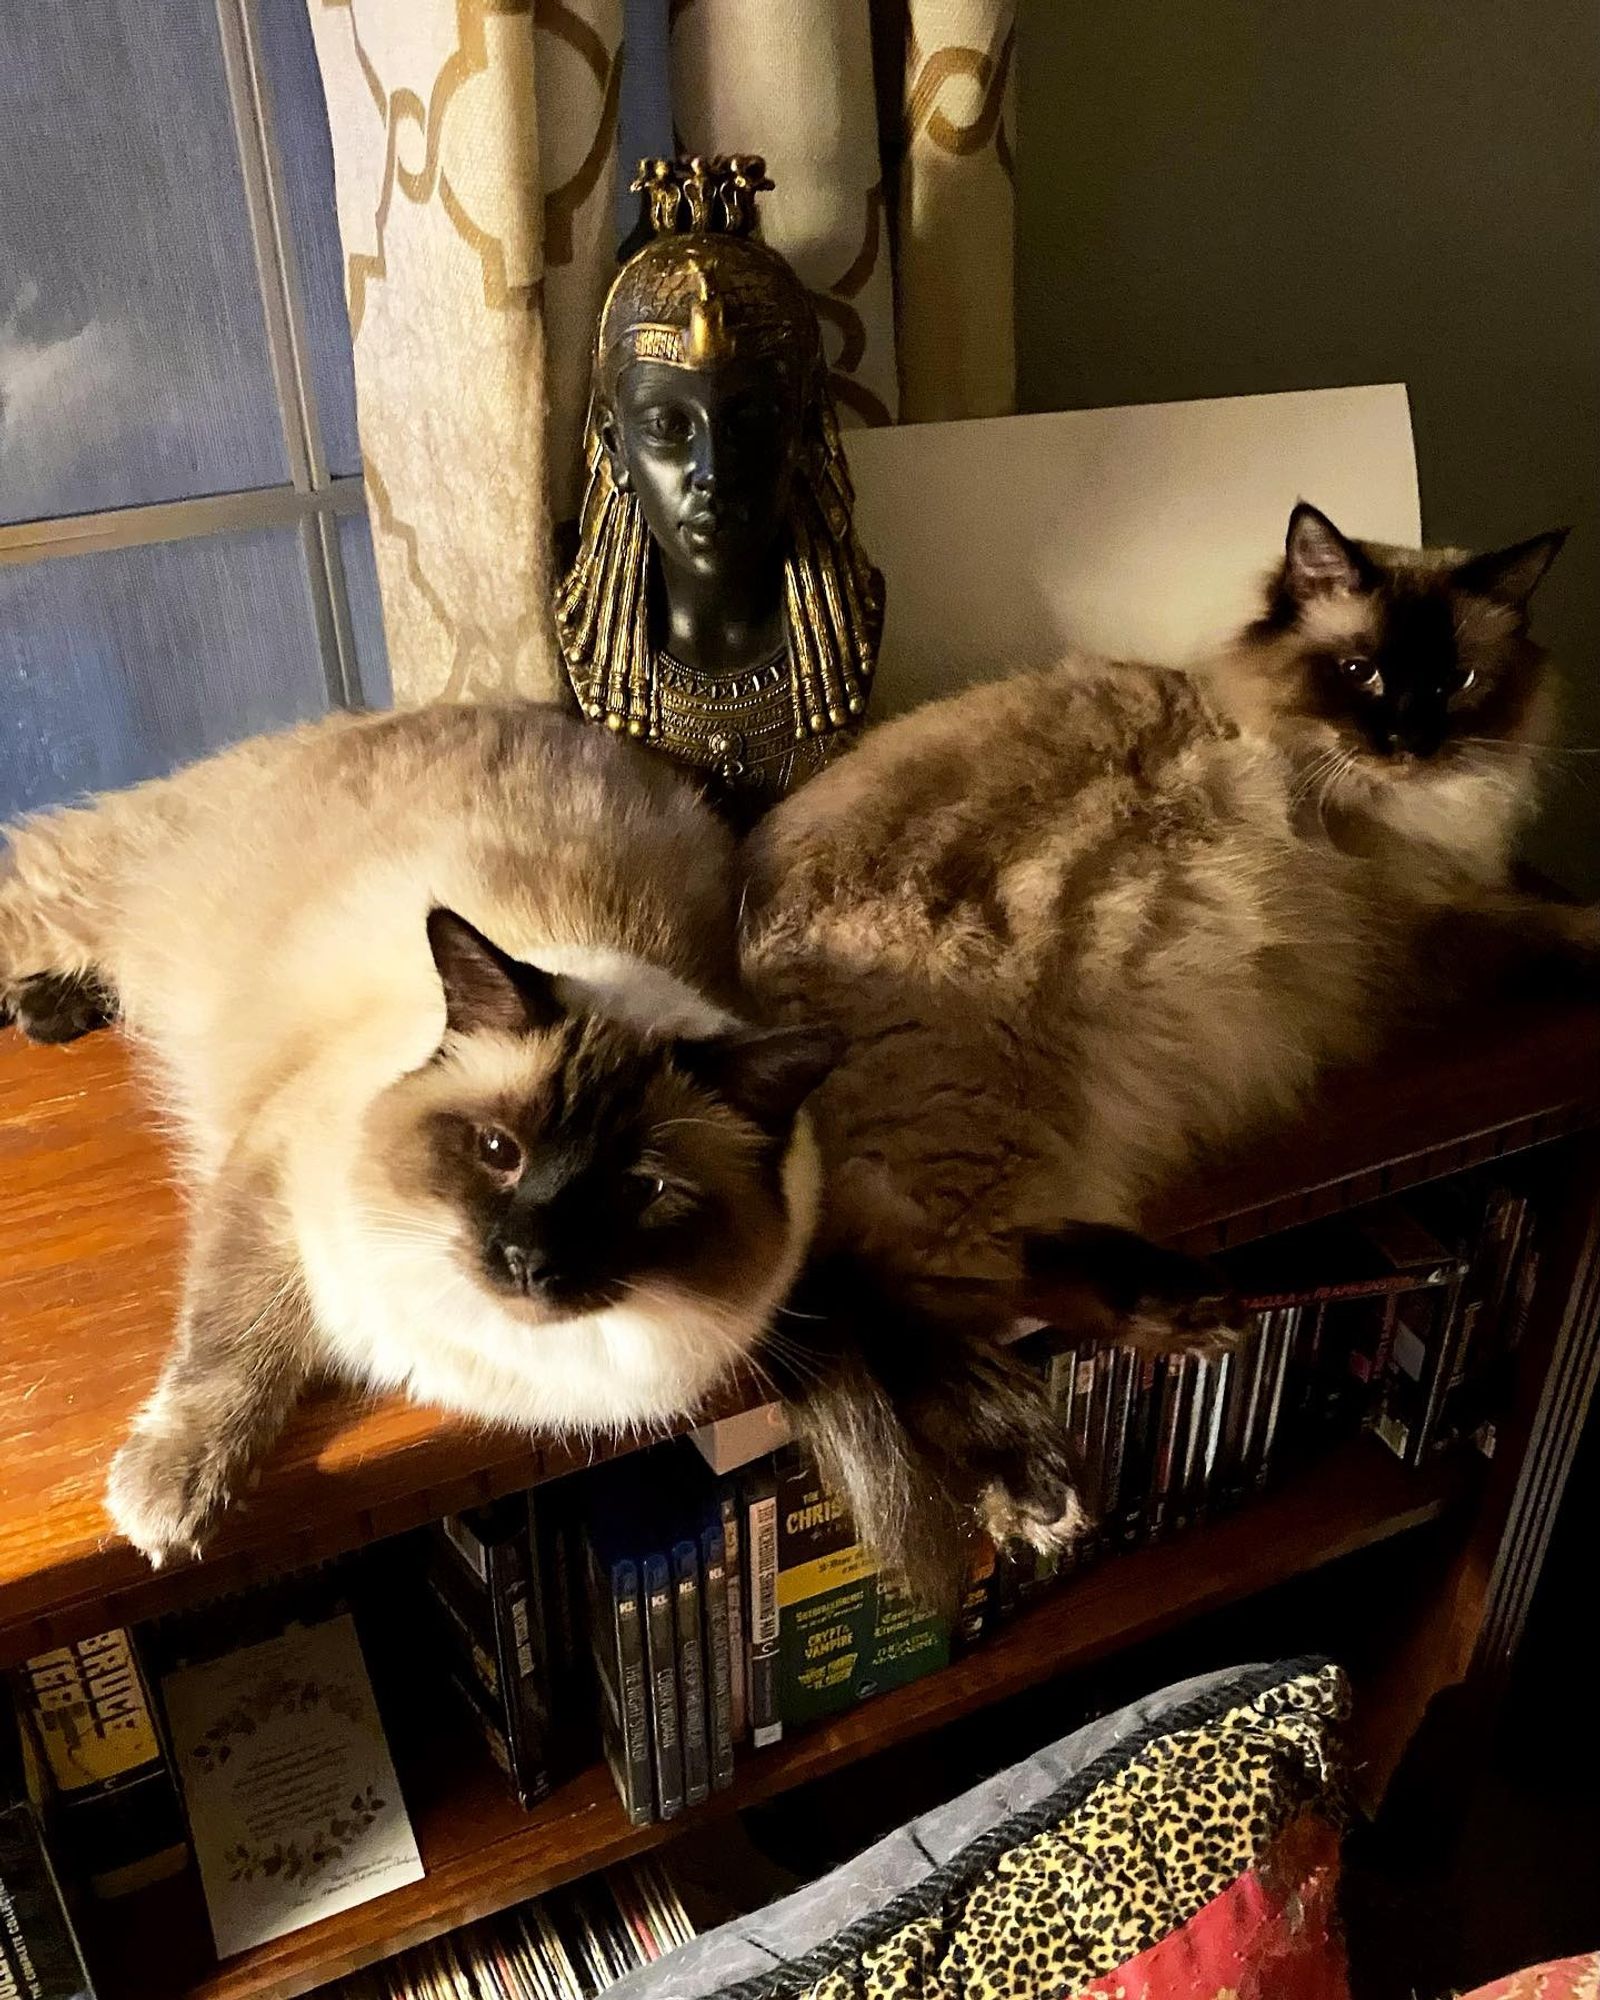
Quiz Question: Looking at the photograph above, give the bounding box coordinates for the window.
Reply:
[0,0,389,820]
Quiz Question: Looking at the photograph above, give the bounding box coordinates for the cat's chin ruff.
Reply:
[1337,754,1528,882]
[304,1114,822,1436]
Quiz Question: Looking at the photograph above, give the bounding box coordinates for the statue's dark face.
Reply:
[601,358,801,585]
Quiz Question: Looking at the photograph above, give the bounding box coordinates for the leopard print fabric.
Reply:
[771,1664,1350,2000]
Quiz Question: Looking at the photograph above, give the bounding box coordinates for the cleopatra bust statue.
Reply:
[554,155,884,817]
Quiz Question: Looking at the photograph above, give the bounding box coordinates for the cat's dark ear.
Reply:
[1455,528,1568,610]
[426,908,562,1038]
[679,1023,845,1133]
[1283,502,1368,601]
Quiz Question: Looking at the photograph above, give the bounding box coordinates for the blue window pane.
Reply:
[0,3,287,522]
[255,0,363,478]
[338,512,392,709]
[0,530,330,818]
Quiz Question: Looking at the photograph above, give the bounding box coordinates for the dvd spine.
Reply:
[642,1555,684,1819]
[672,1540,710,1808]
[1254,1308,1297,1487]
[1102,1349,1137,1535]
[718,1488,747,1742]
[699,1520,736,1791]
[587,1550,653,1827]
[1119,1352,1160,1544]
[1146,1356,1188,1540]
[1172,1353,1211,1533]
[1195,1347,1232,1523]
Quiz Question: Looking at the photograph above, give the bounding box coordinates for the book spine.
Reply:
[642,1555,684,1819]
[429,1508,554,1810]
[745,1469,782,1749]
[718,1489,747,1743]
[699,1522,736,1792]
[489,1532,555,1810]
[672,1541,710,1809]
[16,1631,188,1901]
[0,1800,96,2000]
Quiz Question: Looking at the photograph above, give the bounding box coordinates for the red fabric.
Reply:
[1064,1814,1349,2000]
[1460,1956,1600,2000]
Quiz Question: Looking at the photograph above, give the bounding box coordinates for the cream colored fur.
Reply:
[1,705,814,1562]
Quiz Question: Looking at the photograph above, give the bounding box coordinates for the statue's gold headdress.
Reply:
[555,157,883,770]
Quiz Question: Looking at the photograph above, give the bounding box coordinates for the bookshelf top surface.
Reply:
[2,998,1597,1658]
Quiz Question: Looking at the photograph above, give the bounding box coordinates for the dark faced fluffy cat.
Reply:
[746,505,1593,1587]
[0,707,839,1565]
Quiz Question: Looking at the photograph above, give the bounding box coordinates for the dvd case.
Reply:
[642,1555,684,1821]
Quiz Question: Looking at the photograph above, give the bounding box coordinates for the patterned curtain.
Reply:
[306,0,1014,707]
[669,0,902,428]
[305,1,619,705]
[898,0,1017,421]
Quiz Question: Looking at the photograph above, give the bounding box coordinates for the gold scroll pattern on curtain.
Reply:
[667,0,901,428]
[898,0,1016,422]
[307,0,621,705]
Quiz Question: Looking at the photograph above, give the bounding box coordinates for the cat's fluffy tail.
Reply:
[769,1252,1090,1615]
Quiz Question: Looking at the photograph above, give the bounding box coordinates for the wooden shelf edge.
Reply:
[97,1440,1465,2000]
[0,1379,766,1671]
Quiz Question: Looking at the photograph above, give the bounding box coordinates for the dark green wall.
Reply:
[1016,2,1600,891]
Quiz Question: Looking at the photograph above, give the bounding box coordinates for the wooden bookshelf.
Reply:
[2,1001,1595,1667]
[3,997,1600,2000]
[92,1440,1460,2000]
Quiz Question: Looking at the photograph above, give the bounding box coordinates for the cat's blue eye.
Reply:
[1338,656,1381,691]
[633,1170,684,1218]
[1456,667,1478,694]
[476,1126,522,1173]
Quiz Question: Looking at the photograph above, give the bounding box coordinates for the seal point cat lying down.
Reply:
[1,708,841,1565]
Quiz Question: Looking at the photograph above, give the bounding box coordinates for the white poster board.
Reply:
[842,384,1421,716]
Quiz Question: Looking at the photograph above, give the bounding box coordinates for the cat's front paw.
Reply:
[5,971,117,1043]
[105,1419,237,1568]
[1026,1224,1249,1358]
[1122,1280,1248,1358]
[979,1477,1091,1556]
